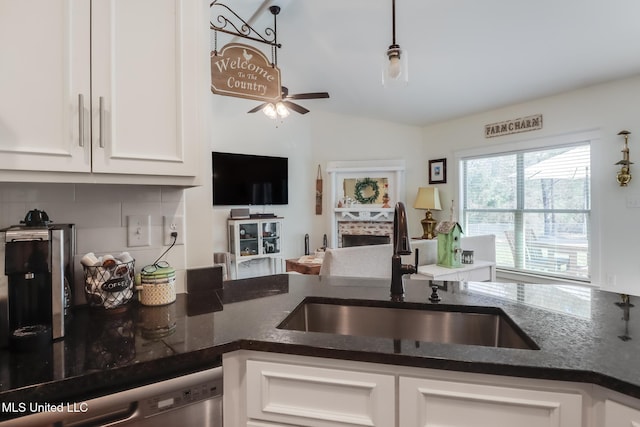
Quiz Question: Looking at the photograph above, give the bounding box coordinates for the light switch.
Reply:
[127,215,151,247]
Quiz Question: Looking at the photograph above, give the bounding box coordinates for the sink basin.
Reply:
[278,298,538,350]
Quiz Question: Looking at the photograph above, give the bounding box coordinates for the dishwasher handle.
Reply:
[65,402,140,427]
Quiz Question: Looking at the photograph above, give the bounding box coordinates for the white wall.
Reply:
[309,111,425,247]
[187,95,425,278]
[422,74,640,295]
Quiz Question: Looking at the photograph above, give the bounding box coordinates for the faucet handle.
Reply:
[414,248,420,272]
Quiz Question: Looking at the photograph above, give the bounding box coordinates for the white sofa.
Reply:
[319,234,496,279]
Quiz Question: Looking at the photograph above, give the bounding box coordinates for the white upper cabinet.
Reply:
[0,0,91,173]
[0,0,206,184]
[90,0,201,177]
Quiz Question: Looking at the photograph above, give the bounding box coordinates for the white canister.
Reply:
[137,266,176,306]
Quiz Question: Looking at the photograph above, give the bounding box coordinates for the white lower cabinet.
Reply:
[245,360,395,427]
[399,376,582,427]
[224,351,591,427]
[601,398,640,426]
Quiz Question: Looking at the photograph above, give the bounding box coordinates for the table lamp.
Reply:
[413,187,442,239]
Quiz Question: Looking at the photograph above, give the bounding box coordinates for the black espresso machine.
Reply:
[0,210,75,351]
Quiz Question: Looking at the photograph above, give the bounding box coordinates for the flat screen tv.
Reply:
[212,152,288,206]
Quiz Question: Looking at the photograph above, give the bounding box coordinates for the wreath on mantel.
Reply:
[354,177,380,204]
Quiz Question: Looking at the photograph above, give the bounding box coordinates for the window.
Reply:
[461,143,590,281]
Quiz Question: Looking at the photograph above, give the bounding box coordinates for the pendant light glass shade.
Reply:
[382,45,408,87]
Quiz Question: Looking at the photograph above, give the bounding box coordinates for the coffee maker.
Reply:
[0,210,75,351]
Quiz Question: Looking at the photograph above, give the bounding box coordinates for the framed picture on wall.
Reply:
[429,158,447,184]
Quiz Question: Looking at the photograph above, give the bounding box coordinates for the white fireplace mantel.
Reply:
[326,159,406,248]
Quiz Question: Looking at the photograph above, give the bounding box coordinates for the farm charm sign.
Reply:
[485,114,543,138]
[211,43,281,102]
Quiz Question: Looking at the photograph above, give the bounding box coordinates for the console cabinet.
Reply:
[0,0,206,185]
[228,218,284,279]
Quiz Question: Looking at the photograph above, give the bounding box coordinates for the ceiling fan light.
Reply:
[263,103,277,119]
[275,101,290,118]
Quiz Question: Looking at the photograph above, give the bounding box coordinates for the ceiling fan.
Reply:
[248,86,330,117]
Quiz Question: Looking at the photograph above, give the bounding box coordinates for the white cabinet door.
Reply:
[90,0,200,177]
[246,360,395,427]
[604,399,640,427]
[1,0,203,180]
[0,0,91,172]
[399,376,582,427]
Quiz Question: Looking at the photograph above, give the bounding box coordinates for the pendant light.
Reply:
[383,0,408,87]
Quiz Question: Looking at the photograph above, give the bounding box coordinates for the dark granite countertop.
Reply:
[1,274,639,421]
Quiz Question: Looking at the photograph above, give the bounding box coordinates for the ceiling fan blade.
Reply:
[283,100,310,115]
[287,92,330,100]
[247,103,268,113]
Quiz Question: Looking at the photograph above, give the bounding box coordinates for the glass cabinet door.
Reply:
[239,222,259,256]
[261,221,281,255]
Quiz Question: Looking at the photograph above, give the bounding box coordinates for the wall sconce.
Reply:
[616,130,632,186]
[413,187,441,239]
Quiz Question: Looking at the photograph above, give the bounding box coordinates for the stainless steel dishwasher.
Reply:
[1,366,223,427]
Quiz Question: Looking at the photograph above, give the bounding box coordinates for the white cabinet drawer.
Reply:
[246,360,395,427]
[400,376,582,427]
[604,399,640,426]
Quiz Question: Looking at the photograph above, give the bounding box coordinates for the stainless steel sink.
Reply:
[278,298,538,350]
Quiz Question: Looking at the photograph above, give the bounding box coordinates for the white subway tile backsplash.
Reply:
[161,187,185,203]
[47,201,122,228]
[0,182,75,203]
[76,226,128,254]
[0,203,29,228]
[160,203,185,218]
[75,184,162,203]
[2,182,190,306]
[121,203,165,226]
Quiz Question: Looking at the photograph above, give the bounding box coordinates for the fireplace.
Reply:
[337,221,393,248]
[327,159,406,248]
[342,234,390,247]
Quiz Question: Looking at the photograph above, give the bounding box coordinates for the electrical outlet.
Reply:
[127,215,151,247]
[163,215,184,245]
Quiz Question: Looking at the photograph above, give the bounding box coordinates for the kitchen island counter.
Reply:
[0,274,638,420]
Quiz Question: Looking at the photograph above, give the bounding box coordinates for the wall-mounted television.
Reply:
[212,152,288,206]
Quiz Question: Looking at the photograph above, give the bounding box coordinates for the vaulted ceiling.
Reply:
[211,0,640,126]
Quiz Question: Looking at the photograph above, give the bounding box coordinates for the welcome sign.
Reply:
[211,43,281,102]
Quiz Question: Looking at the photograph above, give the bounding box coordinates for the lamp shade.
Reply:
[413,187,442,210]
[382,47,409,87]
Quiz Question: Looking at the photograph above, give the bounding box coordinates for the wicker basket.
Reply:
[83,260,135,309]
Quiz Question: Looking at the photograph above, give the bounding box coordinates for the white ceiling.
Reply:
[211,0,640,127]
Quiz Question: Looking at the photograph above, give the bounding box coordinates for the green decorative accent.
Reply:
[354,178,380,204]
[437,222,463,268]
